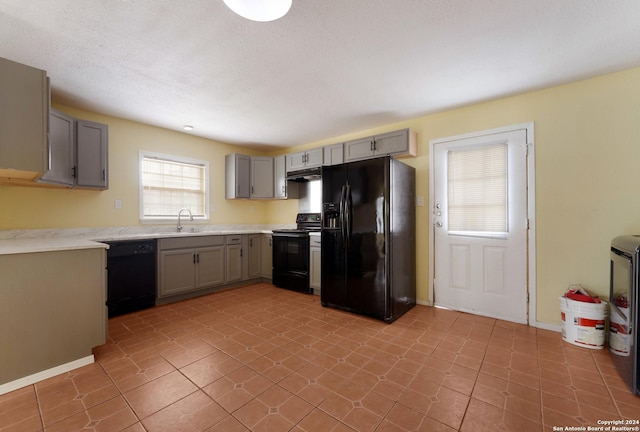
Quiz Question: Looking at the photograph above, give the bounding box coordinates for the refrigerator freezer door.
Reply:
[321,164,348,309]
[321,228,346,307]
[344,157,389,319]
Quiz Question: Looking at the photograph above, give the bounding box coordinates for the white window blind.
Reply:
[447,143,507,233]
[140,152,209,220]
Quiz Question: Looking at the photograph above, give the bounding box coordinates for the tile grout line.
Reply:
[95,358,144,431]
[591,349,625,419]
[32,383,46,432]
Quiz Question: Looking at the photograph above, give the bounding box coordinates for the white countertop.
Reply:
[0,224,292,255]
[0,238,109,255]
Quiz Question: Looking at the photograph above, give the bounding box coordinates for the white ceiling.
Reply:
[1,1,639,151]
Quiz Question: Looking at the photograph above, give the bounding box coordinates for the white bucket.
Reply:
[609,305,630,356]
[559,296,608,349]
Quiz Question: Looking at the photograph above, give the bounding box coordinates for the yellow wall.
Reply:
[0,105,297,228]
[1,67,639,326]
[283,67,640,325]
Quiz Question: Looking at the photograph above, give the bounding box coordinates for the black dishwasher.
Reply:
[106,239,156,318]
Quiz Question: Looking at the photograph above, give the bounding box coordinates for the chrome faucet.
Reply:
[177,208,193,232]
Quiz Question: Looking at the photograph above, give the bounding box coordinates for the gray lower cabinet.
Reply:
[261,234,272,279]
[310,234,321,295]
[248,234,261,279]
[195,246,226,288]
[225,235,243,283]
[158,236,225,298]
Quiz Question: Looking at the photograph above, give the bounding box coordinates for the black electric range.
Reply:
[272,213,321,293]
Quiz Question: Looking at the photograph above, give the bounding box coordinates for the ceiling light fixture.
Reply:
[223,0,292,22]
[183,125,194,131]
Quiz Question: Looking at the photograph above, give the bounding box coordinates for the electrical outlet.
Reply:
[416,196,424,207]
[114,199,122,209]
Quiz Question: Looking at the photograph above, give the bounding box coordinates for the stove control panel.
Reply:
[296,213,321,223]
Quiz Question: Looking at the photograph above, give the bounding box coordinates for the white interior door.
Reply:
[432,128,529,324]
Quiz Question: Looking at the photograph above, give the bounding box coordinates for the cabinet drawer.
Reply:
[310,237,321,247]
[159,235,224,250]
[226,235,242,245]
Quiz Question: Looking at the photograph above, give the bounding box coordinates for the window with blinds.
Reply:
[447,143,507,234]
[139,152,209,220]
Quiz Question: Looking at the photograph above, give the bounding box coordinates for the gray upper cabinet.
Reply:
[344,136,376,161]
[286,147,323,173]
[323,143,344,166]
[40,109,75,187]
[40,112,109,190]
[0,57,49,181]
[226,154,292,200]
[225,153,251,199]
[250,156,274,199]
[344,128,417,162]
[76,120,108,189]
[274,155,287,199]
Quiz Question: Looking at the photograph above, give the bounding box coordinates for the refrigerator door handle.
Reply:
[339,185,347,245]
[345,184,353,247]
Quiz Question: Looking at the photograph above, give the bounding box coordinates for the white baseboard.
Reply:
[0,355,95,396]
[533,321,562,332]
[415,300,562,333]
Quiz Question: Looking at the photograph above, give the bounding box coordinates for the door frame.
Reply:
[428,122,537,326]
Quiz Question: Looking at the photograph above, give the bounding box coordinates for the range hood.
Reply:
[286,166,322,182]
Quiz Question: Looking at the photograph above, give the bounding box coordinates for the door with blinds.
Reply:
[432,128,529,324]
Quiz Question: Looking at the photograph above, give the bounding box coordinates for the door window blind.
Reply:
[447,143,507,233]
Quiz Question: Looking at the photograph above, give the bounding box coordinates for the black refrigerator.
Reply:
[321,156,416,323]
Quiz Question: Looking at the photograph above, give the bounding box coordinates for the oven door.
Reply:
[272,232,311,293]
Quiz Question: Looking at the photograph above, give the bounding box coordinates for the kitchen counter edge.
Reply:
[0,227,286,256]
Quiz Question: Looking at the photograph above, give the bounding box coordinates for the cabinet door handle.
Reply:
[72,166,77,179]
[249,239,253,247]
[370,140,374,151]
[102,169,106,181]
[240,248,243,258]
[193,253,196,264]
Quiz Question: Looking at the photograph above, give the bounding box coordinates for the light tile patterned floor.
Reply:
[1,282,639,431]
